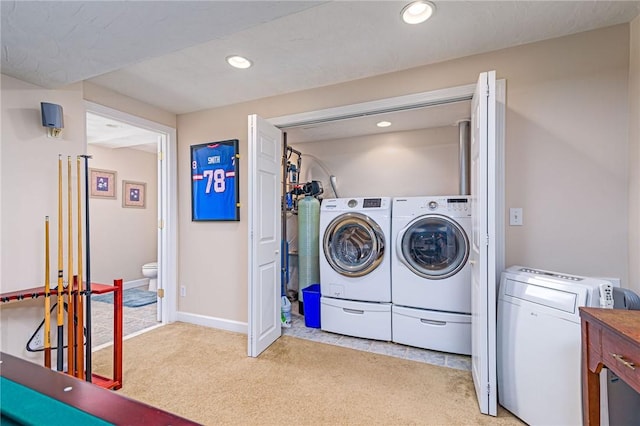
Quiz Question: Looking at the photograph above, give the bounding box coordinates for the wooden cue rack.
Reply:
[0,279,123,390]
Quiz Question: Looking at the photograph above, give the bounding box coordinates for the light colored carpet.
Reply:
[93,322,523,425]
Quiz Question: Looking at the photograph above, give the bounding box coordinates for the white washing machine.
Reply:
[391,196,472,354]
[319,197,391,340]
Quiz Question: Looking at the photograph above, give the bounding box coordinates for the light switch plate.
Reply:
[510,208,523,226]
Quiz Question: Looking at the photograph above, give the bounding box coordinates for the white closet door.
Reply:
[470,71,498,416]
[248,114,282,357]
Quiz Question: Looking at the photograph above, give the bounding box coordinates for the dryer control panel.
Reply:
[427,198,468,209]
[392,195,471,218]
[422,197,471,217]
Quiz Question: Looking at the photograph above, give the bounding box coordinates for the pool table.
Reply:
[1,352,200,425]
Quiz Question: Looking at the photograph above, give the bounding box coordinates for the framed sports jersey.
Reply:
[191,139,240,221]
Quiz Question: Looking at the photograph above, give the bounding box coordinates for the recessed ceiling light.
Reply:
[226,55,252,69]
[401,1,435,25]
[377,121,392,128]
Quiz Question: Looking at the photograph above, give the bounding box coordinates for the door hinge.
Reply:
[158,151,164,161]
[485,234,490,246]
[487,383,491,394]
[157,288,164,298]
[158,219,164,229]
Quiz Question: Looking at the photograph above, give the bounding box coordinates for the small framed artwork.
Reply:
[191,139,240,221]
[89,168,117,199]
[122,181,146,208]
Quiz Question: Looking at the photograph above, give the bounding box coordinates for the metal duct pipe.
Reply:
[329,175,339,198]
[458,119,471,195]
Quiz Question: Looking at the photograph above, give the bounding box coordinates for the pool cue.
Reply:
[67,156,75,376]
[76,156,85,379]
[44,216,52,369]
[56,155,64,372]
[81,154,93,382]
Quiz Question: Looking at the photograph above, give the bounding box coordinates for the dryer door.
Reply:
[323,213,385,277]
[398,214,469,280]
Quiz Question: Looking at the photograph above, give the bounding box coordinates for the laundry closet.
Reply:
[248,71,504,415]
[280,97,474,349]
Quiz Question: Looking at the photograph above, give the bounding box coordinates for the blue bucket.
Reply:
[301,284,321,328]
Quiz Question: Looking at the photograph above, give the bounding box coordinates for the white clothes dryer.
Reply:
[319,197,392,341]
[391,196,471,313]
[391,196,472,354]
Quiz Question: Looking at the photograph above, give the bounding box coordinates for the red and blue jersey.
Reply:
[191,141,238,220]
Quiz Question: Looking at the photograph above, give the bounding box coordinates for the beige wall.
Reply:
[1,75,87,360]
[177,107,248,322]
[629,16,640,291]
[0,75,174,360]
[504,28,629,287]
[178,24,633,324]
[87,145,158,285]
[292,126,460,198]
[83,82,176,129]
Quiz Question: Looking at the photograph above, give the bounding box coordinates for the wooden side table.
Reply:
[579,307,640,426]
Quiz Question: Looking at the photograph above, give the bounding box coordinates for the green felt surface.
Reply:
[0,377,113,426]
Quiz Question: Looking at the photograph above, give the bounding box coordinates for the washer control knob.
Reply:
[348,199,358,208]
[428,201,438,210]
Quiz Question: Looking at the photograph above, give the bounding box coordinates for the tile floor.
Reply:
[90,296,160,349]
[282,307,471,372]
[90,293,471,372]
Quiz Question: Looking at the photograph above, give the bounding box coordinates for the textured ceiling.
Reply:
[2,1,640,116]
[86,112,160,153]
[0,1,323,89]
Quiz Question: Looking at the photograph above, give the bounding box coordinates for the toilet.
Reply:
[142,262,158,291]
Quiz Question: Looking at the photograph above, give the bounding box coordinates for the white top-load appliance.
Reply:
[497,266,615,426]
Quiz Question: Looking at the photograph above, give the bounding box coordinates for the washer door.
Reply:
[323,212,385,277]
[397,214,469,280]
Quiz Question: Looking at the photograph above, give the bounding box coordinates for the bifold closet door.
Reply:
[248,114,282,357]
[470,70,498,416]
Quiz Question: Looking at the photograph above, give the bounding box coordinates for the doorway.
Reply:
[84,102,178,346]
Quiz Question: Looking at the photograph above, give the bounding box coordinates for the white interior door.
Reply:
[248,114,282,357]
[470,70,498,416]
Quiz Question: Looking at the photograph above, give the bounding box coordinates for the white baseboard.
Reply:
[176,311,247,334]
[124,278,148,290]
[91,323,164,352]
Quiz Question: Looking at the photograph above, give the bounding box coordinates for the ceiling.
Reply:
[3,1,639,148]
[284,99,472,143]
[2,1,639,116]
[86,112,160,153]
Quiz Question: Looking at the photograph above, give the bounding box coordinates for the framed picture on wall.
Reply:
[122,180,146,208]
[190,139,240,221]
[89,168,117,199]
